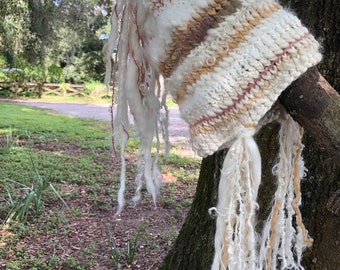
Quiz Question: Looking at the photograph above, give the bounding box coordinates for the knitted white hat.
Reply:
[104,0,322,269]
[143,0,321,157]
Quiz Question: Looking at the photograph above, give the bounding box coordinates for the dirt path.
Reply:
[1,98,193,153]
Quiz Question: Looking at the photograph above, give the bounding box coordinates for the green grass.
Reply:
[0,101,200,269]
[0,103,112,187]
[39,94,112,104]
[4,155,69,224]
[0,102,113,219]
[0,102,114,268]
[165,97,177,108]
[0,102,110,142]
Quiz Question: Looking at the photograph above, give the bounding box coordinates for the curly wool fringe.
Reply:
[103,0,170,215]
[211,111,312,270]
[259,113,312,270]
[210,131,261,270]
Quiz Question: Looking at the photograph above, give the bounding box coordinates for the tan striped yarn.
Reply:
[146,0,322,157]
[159,0,242,77]
[176,1,282,103]
[190,32,315,137]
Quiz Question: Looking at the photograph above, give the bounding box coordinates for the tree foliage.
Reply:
[0,0,30,67]
[0,0,112,83]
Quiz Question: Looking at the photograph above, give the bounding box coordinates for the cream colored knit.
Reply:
[144,0,321,157]
[104,1,322,269]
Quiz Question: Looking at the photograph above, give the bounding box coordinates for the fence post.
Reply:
[37,83,43,98]
[13,82,19,98]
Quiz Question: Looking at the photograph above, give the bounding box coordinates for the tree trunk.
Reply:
[160,0,339,269]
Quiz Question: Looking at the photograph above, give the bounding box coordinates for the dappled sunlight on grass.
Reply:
[0,101,201,269]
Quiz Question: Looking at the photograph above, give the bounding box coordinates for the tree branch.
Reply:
[279,66,340,163]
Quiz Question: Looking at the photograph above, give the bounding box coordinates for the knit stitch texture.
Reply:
[144,0,322,157]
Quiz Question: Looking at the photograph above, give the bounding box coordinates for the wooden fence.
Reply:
[0,82,89,98]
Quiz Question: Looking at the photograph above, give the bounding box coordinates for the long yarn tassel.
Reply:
[105,0,166,215]
[259,113,312,269]
[111,1,130,216]
[210,134,261,270]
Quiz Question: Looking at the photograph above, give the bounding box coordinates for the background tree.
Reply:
[160,0,340,269]
[0,0,30,68]
[0,0,112,83]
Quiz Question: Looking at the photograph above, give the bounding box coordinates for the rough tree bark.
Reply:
[279,67,340,163]
[159,0,339,269]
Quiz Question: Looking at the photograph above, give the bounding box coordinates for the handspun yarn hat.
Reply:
[104,0,322,269]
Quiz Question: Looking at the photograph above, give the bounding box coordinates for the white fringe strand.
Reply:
[104,0,169,215]
[259,113,312,270]
[210,111,312,270]
[210,133,261,270]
